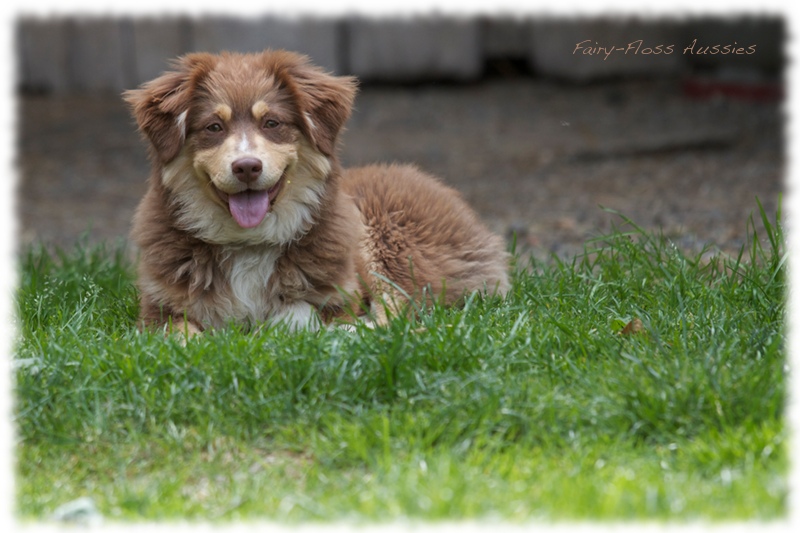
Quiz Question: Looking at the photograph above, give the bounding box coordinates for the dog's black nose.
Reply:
[232,157,263,183]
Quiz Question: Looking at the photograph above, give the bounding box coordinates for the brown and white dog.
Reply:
[125,49,509,336]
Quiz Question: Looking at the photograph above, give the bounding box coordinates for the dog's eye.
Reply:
[263,119,280,129]
[206,123,224,133]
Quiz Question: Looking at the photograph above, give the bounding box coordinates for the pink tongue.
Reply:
[228,190,271,228]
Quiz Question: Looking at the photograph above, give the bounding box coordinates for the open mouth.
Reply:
[215,173,287,229]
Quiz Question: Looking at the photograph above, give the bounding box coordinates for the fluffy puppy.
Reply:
[125,49,509,335]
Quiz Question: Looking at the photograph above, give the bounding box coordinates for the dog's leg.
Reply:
[166,317,203,345]
[369,290,409,326]
[172,318,202,336]
[271,300,321,331]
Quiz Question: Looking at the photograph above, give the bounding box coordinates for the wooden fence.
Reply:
[16,16,783,93]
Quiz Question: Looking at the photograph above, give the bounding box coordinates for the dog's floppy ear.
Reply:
[283,56,358,157]
[124,54,215,164]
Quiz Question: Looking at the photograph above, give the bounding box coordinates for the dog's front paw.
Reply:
[169,318,203,345]
[270,301,321,332]
[329,318,376,333]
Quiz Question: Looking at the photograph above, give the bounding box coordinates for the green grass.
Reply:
[13,203,787,523]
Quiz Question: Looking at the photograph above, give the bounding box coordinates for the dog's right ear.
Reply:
[124,54,215,164]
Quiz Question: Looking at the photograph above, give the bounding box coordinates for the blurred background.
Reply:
[15,15,785,260]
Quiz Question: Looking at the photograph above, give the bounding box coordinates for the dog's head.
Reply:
[125,50,357,244]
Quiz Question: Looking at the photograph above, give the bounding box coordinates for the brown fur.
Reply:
[125,49,509,334]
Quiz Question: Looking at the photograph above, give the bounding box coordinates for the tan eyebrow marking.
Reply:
[251,101,270,121]
[214,103,232,122]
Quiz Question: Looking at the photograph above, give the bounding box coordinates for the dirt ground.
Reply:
[16,77,784,262]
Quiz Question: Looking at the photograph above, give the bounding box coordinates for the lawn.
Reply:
[13,205,787,524]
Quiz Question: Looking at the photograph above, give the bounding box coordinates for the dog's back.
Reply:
[342,163,509,314]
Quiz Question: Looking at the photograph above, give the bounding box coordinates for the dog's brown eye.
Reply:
[206,123,223,133]
[263,119,280,129]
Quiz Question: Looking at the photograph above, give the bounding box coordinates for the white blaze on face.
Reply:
[237,134,251,153]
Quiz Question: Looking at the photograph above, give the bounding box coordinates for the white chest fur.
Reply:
[224,247,280,325]
[176,246,280,329]
[181,246,319,331]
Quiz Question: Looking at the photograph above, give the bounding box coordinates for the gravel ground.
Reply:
[17,77,784,261]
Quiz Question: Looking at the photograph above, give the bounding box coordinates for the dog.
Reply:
[125,49,509,336]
